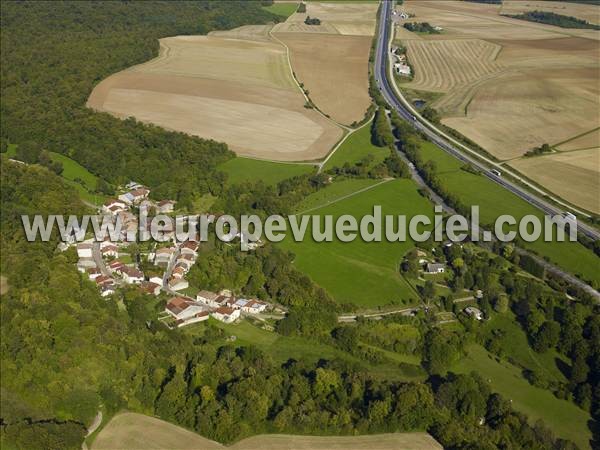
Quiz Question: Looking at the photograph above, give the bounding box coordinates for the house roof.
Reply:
[140,281,160,294]
[181,240,199,251]
[95,275,113,285]
[77,243,92,250]
[166,297,193,315]
[197,290,219,301]
[427,263,445,271]
[122,266,143,278]
[215,306,235,315]
[155,247,174,255]
[157,200,176,207]
[101,244,118,252]
[130,188,149,197]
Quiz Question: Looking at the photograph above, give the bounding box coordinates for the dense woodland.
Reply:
[1,1,600,449]
[507,10,600,29]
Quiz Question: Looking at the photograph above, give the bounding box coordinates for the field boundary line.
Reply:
[268,28,352,132]
[386,23,593,218]
[296,178,391,215]
[318,116,374,172]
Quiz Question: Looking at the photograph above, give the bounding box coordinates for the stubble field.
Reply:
[88,35,342,162]
[395,0,600,212]
[92,412,442,450]
[273,2,377,125]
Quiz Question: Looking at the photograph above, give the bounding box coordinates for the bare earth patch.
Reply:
[275,32,373,125]
[509,148,600,214]
[92,412,443,450]
[87,35,342,162]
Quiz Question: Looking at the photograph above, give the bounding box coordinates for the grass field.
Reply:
[509,148,600,214]
[88,35,343,161]
[294,178,382,213]
[262,2,298,18]
[453,345,592,450]
[48,152,107,205]
[323,120,389,171]
[417,141,600,285]
[93,412,442,450]
[481,311,567,382]
[282,179,434,307]
[219,157,315,186]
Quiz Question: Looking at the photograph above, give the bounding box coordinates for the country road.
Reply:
[374,0,599,242]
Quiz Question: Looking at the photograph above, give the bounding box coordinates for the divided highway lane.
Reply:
[374,0,599,242]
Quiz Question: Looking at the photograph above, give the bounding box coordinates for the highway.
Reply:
[374,0,599,242]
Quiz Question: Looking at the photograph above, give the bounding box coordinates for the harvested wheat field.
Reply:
[501,0,600,26]
[92,412,443,450]
[509,149,600,214]
[88,35,342,161]
[275,33,372,125]
[208,25,274,42]
[556,128,600,152]
[273,2,378,36]
[394,1,599,210]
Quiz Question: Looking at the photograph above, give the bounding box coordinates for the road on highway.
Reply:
[374,0,599,242]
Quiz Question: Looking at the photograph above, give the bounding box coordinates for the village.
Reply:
[69,181,272,328]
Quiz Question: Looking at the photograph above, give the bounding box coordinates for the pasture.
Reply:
[509,148,600,214]
[93,412,442,450]
[323,120,389,171]
[282,179,434,308]
[262,2,299,18]
[294,178,382,213]
[453,345,592,450]
[88,35,343,162]
[417,141,600,285]
[275,32,373,125]
[395,0,599,210]
[219,157,315,186]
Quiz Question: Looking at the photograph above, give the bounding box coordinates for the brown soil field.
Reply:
[500,1,600,26]
[509,149,600,214]
[275,32,372,125]
[273,2,378,36]
[556,128,600,151]
[92,412,442,450]
[87,35,343,161]
[442,67,599,160]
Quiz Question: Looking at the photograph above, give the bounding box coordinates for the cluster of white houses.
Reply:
[164,289,269,328]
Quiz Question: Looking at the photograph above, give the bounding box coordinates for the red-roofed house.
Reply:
[211,306,240,324]
[165,297,209,327]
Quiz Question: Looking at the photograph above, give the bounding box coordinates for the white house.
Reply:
[241,300,268,314]
[101,244,119,258]
[100,284,116,297]
[140,281,161,296]
[119,188,150,205]
[211,306,240,324]
[149,276,163,285]
[426,263,445,274]
[102,199,127,215]
[87,268,102,280]
[197,290,219,305]
[165,297,209,327]
[394,63,411,76]
[76,243,93,258]
[157,200,176,213]
[77,258,96,272]
[108,260,125,273]
[180,240,199,256]
[121,266,144,284]
[168,277,189,291]
[465,306,484,321]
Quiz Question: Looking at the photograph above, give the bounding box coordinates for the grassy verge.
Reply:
[453,344,592,450]
[418,141,600,286]
[219,157,315,186]
[323,121,389,171]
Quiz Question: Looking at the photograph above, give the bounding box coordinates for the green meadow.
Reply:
[418,142,600,285]
[294,178,382,213]
[454,344,592,449]
[323,121,389,171]
[262,2,298,18]
[48,152,107,205]
[219,157,315,186]
[282,179,434,308]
